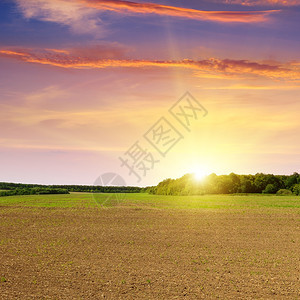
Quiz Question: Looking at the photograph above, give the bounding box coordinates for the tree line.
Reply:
[0,187,69,197]
[0,182,143,197]
[147,173,300,196]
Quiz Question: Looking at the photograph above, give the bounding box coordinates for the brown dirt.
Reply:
[0,206,300,299]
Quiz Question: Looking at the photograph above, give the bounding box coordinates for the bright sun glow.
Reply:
[193,170,208,181]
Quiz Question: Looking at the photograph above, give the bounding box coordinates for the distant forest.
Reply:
[0,182,143,197]
[147,173,300,196]
[2,172,300,197]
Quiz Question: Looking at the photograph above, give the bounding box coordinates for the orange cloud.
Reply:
[1,47,299,80]
[220,0,300,6]
[80,0,279,22]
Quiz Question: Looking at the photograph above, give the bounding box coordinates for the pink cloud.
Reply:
[1,47,300,81]
[81,0,279,23]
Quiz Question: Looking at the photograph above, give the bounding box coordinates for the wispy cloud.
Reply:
[15,0,105,36]
[220,0,300,6]
[80,0,279,23]
[1,47,299,81]
[14,0,279,31]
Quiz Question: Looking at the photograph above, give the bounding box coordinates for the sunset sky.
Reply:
[0,0,300,186]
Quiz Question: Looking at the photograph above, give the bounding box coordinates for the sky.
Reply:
[0,0,300,186]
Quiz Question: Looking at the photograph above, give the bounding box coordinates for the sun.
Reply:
[193,170,208,181]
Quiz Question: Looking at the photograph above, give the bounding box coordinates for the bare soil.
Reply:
[0,206,300,299]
